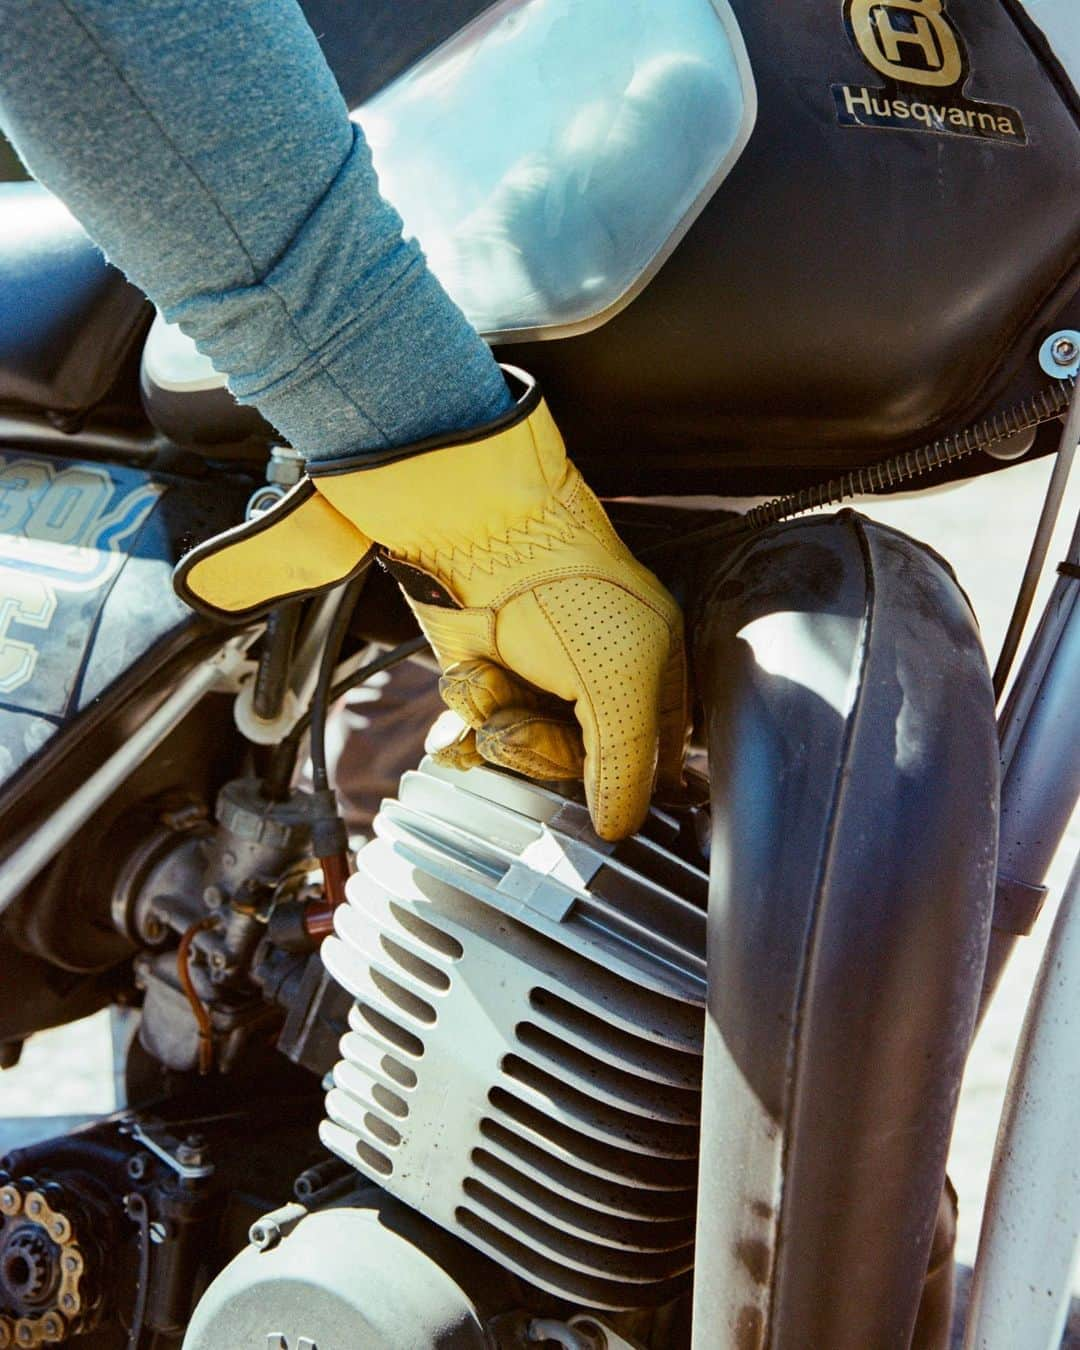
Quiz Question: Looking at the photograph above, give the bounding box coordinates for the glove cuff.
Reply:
[311,366,572,586]
[307,365,543,475]
[173,478,374,623]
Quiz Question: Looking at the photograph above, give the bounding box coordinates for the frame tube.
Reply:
[962,851,1080,1350]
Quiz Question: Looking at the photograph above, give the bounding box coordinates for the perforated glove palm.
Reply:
[175,369,687,840]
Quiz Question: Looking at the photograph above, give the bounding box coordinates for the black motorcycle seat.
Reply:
[0,181,150,419]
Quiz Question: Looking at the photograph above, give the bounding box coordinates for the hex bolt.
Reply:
[267,445,305,486]
[1052,335,1080,367]
[249,1202,307,1251]
[175,1134,207,1168]
[249,1220,279,1251]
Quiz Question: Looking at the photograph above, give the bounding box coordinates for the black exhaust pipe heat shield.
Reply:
[691,512,998,1348]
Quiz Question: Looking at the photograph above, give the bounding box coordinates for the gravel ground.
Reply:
[2,453,1078,1313]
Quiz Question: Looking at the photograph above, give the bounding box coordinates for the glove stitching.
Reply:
[406,503,574,582]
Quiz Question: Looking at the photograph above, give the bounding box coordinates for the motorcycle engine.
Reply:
[184,759,709,1347]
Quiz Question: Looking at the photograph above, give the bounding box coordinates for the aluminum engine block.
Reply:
[319,758,708,1310]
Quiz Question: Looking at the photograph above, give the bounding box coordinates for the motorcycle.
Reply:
[1,0,1078,1345]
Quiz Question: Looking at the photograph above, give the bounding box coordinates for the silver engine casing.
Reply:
[319,758,708,1310]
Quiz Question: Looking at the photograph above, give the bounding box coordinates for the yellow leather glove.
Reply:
[174,368,687,840]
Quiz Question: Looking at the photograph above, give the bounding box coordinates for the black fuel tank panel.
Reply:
[497,0,1080,494]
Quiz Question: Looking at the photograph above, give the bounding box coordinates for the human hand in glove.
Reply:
[174,368,687,841]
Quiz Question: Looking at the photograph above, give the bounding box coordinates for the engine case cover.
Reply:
[183,1205,491,1350]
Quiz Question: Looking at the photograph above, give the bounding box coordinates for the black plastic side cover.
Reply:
[691,512,998,1348]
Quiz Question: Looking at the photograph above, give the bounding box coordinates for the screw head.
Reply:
[142,915,166,943]
[1052,336,1080,367]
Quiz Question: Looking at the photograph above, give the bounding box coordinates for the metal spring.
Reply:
[642,378,1075,556]
[744,378,1076,532]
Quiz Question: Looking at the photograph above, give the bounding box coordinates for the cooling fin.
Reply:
[320,758,708,1309]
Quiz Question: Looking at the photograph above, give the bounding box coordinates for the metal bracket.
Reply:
[119,1120,214,1181]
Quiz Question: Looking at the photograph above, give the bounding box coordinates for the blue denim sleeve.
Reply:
[0,0,511,458]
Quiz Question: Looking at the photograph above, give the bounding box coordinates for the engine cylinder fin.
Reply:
[499,1056,699,1150]
[459,1180,695,1277]
[323,1087,404,1155]
[337,1032,419,1098]
[483,1098,698,1190]
[470,1151,695,1251]
[349,1001,425,1059]
[332,1058,412,1123]
[455,1208,691,1311]
[515,1020,700,1113]
[526,989,702,1087]
[476,1119,697,1218]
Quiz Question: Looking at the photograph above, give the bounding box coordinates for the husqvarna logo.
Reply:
[848,0,962,87]
[833,0,1026,144]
